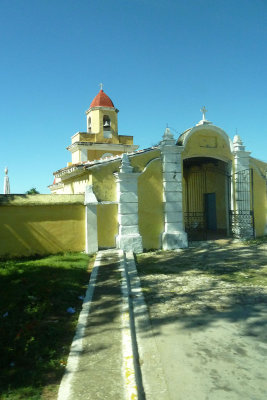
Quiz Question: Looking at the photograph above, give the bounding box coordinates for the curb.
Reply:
[125,251,170,400]
[57,252,102,400]
[119,250,139,400]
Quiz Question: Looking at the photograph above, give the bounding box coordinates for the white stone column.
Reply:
[114,154,143,253]
[160,128,188,250]
[84,185,98,254]
[232,135,254,238]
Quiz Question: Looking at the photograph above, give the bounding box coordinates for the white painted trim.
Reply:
[85,204,98,254]
[125,251,170,399]
[119,250,139,400]
[115,154,143,253]
[68,143,139,153]
[160,131,188,249]
[140,157,161,174]
[85,106,117,114]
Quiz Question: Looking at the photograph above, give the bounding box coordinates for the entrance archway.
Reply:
[183,157,230,240]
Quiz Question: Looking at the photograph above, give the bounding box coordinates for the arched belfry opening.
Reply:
[103,115,112,138]
[183,156,230,240]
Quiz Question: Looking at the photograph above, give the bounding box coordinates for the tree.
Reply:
[25,188,40,195]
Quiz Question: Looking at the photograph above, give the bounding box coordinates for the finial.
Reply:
[99,83,103,91]
[200,106,207,121]
[162,127,174,140]
[233,134,245,151]
[4,166,10,194]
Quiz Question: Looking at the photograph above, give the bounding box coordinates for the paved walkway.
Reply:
[57,250,136,400]
[57,249,168,400]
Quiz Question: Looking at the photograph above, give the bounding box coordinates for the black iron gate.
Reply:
[184,169,207,240]
[184,166,229,241]
[229,168,255,238]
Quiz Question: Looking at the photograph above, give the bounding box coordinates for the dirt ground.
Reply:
[136,239,267,400]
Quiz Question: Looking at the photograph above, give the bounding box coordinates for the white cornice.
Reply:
[48,182,64,190]
[67,142,139,153]
[85,106,119,114]
[54,146,157,179]
[54,166,85,180]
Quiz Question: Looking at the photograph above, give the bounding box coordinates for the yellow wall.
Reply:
[92,160,121,202]
[97,204,118,248]
[130,149,161,172]
[118,135,133,145]
[72,132,132,146]
[138,158,164,249]
[88,109,101,135]
[87,149,124,161]
[72,132,98,144]
[251,166,267,237]
[0,199,85,258]
[58,173,91,194]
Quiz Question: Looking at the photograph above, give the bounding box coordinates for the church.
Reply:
[49,87,267,253]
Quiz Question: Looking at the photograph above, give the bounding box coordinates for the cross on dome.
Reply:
[200,106,207,121]
[99,83,104,91]
[196,105,212,126]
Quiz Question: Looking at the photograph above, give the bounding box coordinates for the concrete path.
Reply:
[57,249,169,400]
[149,313,267,400]
[57,250,138,400]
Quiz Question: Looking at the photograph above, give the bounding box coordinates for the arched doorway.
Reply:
[183,157,230,240]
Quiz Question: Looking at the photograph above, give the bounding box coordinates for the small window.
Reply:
[87,117,91,133]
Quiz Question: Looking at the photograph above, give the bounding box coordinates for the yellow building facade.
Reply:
[49,92,267,253]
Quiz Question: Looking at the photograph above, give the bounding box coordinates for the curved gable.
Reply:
[180,124,233,162]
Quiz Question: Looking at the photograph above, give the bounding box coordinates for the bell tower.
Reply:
[85,84,119,141]
[67,86,138,163]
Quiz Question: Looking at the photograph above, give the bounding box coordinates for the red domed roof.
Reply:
[90,89,115,108]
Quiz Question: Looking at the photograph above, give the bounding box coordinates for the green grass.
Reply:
[0,252,94,400]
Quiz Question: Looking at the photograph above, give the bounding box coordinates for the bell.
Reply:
[104,120,110,127]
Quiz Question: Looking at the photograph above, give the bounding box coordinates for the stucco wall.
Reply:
[251,167,267,236]
[0,195,85,258]
[92,160,121,202]
[97,203,118,248]
[138,158,164,250]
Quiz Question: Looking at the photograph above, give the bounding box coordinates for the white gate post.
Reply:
[84,185,98,254]
[232,135,254,238]
[114,154,143,253]
[160,128,188,250]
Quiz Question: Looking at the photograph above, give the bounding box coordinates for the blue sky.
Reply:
[0,0,266,193]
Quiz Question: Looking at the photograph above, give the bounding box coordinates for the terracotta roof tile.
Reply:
[90,90,114,108]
